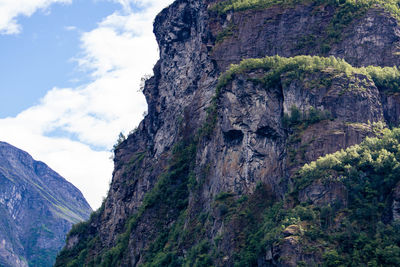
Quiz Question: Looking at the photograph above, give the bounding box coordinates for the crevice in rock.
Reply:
[256,125,279,140]
[223,129,244,145]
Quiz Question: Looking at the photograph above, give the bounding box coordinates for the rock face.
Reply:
[210,1,400,71]
[56,0,400,266]
[0,142,91,267]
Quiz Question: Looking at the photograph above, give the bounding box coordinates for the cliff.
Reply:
[56,0,400,266]
[0,142,92,267]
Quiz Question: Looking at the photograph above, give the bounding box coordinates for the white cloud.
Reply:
[64,25,77,31]
[0,0,173,209]
[0,0,72,34]
[0,126,112,211]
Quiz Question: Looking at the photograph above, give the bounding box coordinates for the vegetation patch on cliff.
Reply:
[233,127,400,266]
[211,0,400,53]
[101,138,197,266]
[108,126,400,266]
[218,55,400,93]
[211,0,400,19]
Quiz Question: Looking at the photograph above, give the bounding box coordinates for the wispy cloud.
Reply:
[0,0,72,34]
[64,25,77,31]
[0,0,173,208]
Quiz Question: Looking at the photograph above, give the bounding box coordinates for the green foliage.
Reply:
[231,127,400,266]
[210,0,400,21]
[282,105,332,128]
[215,23,237,43]
[211,0,400,55]
[233,202,286,266]
[99,139,197,266]
[307,106,331,124]
[365,65,400,93]
[289,105,301,124]
[210,0,316,14]
[217,55,400,95]
[296,127,400,192]
[323,249,344,267]
[23,224,59,266]
[296,128,400,264]
[112,132,126,151]
[321,0,370,48]
[296,34,317,50]
[217,55,352,90]
[184,240,214,267]
[197,95,220,139]
[215,191,235,201]
[123,151,146,182]
[58,51,226,265]
[55,199,105,266]
[58,54,400,267]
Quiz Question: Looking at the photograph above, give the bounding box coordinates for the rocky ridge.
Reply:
[56,0,400,266]
[0,142,91,267]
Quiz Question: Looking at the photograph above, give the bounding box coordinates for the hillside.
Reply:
[0,142,92,267]
[56,0,400,266]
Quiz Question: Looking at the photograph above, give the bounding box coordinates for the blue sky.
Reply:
[0,0,173,209]
[0,0,121,117]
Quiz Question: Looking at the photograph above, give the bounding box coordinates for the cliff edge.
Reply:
[56,0,400,266]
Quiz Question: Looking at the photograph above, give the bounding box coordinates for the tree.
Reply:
[113,132,126,151]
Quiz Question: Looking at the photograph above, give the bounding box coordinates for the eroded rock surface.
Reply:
[56,0,400,266]
[0,142,91,267]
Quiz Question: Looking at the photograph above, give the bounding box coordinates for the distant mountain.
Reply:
[0,141,92,267]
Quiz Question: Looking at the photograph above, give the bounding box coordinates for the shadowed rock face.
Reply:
[0,142,91,267]
[203,69,383,201]
[211,2,400,71]
[56,0,400,266]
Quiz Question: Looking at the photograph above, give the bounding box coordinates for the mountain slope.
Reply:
[0,141,92,267]
[226,126,400,266]
[56,0,400,266]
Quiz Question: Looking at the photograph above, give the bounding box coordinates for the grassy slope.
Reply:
[217,55,400,93]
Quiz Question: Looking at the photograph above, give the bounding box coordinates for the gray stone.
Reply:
[0,142,91,267]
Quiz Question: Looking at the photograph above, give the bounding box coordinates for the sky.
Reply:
[0,0,174,209]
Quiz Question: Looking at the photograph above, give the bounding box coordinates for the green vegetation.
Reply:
[210,0,400,19]
[57,47,400,266]
[283,105,332,128]
[296,127,400,194]
[112,132,126,151]
[282,105,333,166]
[217,55,400,93]
[28,249,59,267]
[365,65,400,93]
[295,34,318,51]
[210,0,400,53]
[56,55,225,266]
[210,0,314,14]
[55,201,105,267]
[233,127,400,266]
[215,23,237,44]
[122,151,146,183]
[23,224,59,267]
[90,67,230,265]
[98,138,197,266]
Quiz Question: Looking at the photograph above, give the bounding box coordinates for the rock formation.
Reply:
[56,0,400,266]
[0,142,91,267]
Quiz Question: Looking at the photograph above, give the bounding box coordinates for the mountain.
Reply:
[56,0,400,266]
[0,141,92,266]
